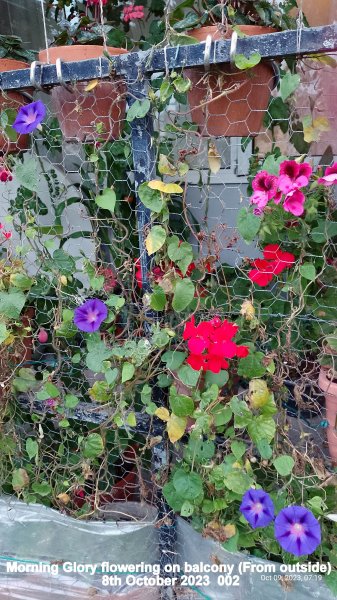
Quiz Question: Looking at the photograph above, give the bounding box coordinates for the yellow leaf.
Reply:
[208,142,221,174]
[223,524,236,539]
[57,493,70,504]
[303,115,330,143]
[85,79,99,92]
[249,379,270,409]
[155,407,170,422]
[158,154,177,176]
[4,334,14,346]
[145,225,166,256]
[309,54,337,68]
[167,414,187,443]
[148,180,183,194]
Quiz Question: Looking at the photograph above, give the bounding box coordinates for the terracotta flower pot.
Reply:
[318,367,337,465]
[38,46,128,142]
[185,25,276,137]
[296,0,336,26]
[0,59,31,153]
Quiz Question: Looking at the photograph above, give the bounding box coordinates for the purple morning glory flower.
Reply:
[12,100,46,134]
[73,298,108,333]
[274,506,321,556]
[240,488,275,529]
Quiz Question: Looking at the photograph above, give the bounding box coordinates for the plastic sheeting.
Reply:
[0,497,160,599]
[177,518,335,600]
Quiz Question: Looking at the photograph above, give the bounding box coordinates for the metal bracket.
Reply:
[30,61,46,91]
[55,58,74,93]
[203,35,212,72]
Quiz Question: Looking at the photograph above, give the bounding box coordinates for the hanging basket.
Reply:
[0,59,32,153]
[185,25,276,137]
[38,46,128,142]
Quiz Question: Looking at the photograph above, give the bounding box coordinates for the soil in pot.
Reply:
[0,59,32,153]
[185,25,276,137]
[318,367,337,465]
[38,46,128,142]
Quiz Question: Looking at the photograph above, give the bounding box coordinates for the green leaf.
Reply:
[262,153,287,175]
[177,364,200,387]
[162,481,184,511]
[256,438,272,459]
[26,438,38,461]
[248,415,276,444]
[9,273,33,291]
[205,370,229,387]
[184,438,215,464]
[15,158,39,192]
[122,362,135,383]
[32,482,52,497]
[234,52,261,70]
[180,500,194,517]
[138,183,163,212]
[310,220,337,243]
[52,249,76,274]
[325,572,337,596]
[173,469,203,500]
[238,352,267,379]
[231,441,246,460]
[145,225,167,255]
[172,76,191,93]
[167,235,194,275]
[105,295,125,310]
[150,285,166,311]
[85,340,113,373]
[83,433,104,458]
[224,471,253,494]
[105,368,119,386]
[170,33,199,46]
[170,391,194,417]
[160,80,174,102]
[299,263,316,281]
[273,455,295,476]
[126,99,151,122]
[0,323,10,344]
[172,278,195,312]
[127,412,137,427]
[95,188,116,212]
[12,468,29,492]
[237,208,260,243]
[64,394,79,409]
[0,289,26,319]
[45,382,60,398]
[280,71,300,101]
[162,350,187,371]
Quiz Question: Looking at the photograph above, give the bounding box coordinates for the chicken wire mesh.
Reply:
[0,15,336,599]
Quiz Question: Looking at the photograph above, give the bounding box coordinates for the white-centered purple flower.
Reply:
[240,489,275,529]
[274,506,321,556]
[73,298,108,333]
[12,100,46,134]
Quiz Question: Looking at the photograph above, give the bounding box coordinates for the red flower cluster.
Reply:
[183,316,249,373]
[248,244,295,287]
[0,223,12,240]
[86,0,108,6]
[122,4,145,22]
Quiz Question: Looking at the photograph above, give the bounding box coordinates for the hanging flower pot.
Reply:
[185,26,276,137]
[296,0,336,26]
[0,59,32,153]
[318,367,337,465]
[38,46,128,142]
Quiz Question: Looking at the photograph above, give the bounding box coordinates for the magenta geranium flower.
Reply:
[274,506,321,556]
[278,160,312,194]
[240,489,275,529]
[318,163,337,186]
[283,189,306,216]
[74,298,108,333]
[251,171,279,209]
[13,100,46,134]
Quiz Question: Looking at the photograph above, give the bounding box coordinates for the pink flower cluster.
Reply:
[86,0,108,6]
[122,4,145,22]
[318,162,337,186]
[251,160,312,217]
[0,167,13,183]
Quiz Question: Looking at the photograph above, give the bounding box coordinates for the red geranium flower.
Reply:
[248,245,295,287]
[183,316,249,373]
